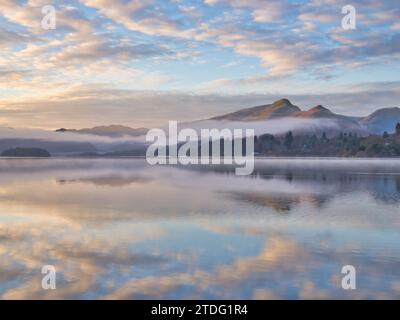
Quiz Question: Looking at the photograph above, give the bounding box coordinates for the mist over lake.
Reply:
[0,158,399,299]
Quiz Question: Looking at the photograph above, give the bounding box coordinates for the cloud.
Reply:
[0,0,398,128]
[201,0,399,78]
[0,29,35,47]
[0,0,176,94]
[51,40,170,64]
[80,0,190,38]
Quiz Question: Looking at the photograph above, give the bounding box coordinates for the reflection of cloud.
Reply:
[103,233,400,299]
[0,218,170,299]
[209,237,310,283]
[2,216,400,299]
[103,236,307,299]
[104,275,186,299]
[52,246,167,269]
[298,281,331,300]
[102,233,400,299]
[1,158,400,299]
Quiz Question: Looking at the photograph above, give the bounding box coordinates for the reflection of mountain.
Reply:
[230,192,334,213]
[253,168,400,203]
[229,174,400,213]
[185,159,400,210]
[231,192,301,213]
[56,175,152,187]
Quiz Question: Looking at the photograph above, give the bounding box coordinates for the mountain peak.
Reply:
[210,98,300,121]
[291,104,349,120]
[310,105,330,112]
[273,98,293,106]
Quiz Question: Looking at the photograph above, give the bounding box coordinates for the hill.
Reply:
[360,107,400,134]
[56,125,148,138]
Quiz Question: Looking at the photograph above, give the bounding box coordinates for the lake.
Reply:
[0,158,399,299]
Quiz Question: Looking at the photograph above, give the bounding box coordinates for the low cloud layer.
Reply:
[179,118,354,137]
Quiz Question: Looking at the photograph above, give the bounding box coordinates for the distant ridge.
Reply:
[56,125,148,138]
[53,99,400,138]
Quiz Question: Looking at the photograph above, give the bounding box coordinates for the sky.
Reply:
[0,0,399,129]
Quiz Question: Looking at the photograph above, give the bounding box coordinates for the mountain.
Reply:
[210,98,301,121]
[294,105,344,119]
[56,125,148,138]
[208,98,400,136]
[52,100,400,139]
[360,107,400,134]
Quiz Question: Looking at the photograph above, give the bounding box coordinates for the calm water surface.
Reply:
[0,158,400,299]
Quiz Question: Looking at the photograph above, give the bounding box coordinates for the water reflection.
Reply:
[0,158,400,299]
